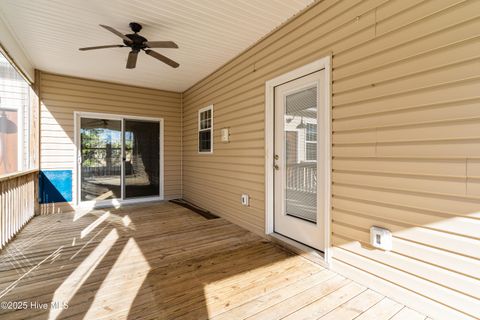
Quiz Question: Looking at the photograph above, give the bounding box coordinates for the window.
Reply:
[305,123,317,161]
[198,105,213,153]
[0,52,35,175]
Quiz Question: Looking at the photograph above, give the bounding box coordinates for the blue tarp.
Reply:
[39,170,72,203]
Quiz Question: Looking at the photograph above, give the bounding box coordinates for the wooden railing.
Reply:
[286,163,317,193]
[82,166,122,177]
[0,169,38,249]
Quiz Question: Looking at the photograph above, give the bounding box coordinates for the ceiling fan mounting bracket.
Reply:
[129,22,142,33]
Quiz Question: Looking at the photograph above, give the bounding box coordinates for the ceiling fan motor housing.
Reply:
[124,33,148,50]
[125,22,147,51]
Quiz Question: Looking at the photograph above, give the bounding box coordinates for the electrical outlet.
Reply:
[370,226,392,251]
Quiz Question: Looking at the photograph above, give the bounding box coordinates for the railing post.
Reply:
[34,171,40,216]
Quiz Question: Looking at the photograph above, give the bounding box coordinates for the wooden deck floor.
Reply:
[0,202,428,320]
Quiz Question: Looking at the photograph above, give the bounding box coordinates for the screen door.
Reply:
[123,119,160,198]
[80,118,122,201]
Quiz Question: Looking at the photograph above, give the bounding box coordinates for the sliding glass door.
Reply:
[78,114,162,205]
[124,119,160,198]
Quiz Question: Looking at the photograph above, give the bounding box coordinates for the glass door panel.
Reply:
[123,119,160,198]
[273,70,325,251]
[284,86,318,223]
[80,118,122,201]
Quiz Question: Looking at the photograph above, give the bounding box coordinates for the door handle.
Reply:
[274,164,279,170]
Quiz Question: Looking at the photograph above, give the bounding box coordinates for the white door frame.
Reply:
[74,111,164,208]
[265,56,332,265]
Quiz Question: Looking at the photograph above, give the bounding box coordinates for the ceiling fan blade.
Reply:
[144,41,178,48]
[126,51,139,69]
[99,24,132,43]
[79,45,124,51]
[145,49,179,68]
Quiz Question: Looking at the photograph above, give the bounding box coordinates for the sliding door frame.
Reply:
[74,111,164,208]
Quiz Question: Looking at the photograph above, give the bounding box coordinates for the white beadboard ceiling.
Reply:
[0,0,314,92]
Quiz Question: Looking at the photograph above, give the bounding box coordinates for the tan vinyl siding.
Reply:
[39,71,182,201]
[182,0,480,319]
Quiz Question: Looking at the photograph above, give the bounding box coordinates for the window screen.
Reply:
[0,52,33,175]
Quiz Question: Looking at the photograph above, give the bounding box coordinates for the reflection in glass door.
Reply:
[284,86,318,223]
[80,118,122,201]
[123,119,160,198]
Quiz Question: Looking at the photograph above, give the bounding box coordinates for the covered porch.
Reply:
[0,0,479,319]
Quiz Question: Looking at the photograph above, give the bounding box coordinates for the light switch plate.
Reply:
[221,128,230,142]
[241,194,249,206]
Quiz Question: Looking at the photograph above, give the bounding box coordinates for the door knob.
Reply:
[274,164,279,170]
[274,154,279,160]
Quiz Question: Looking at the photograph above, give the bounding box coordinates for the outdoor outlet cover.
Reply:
[370,226,392,251]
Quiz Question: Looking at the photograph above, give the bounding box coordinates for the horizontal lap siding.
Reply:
[182,0,480,319]
[39,72,182,200]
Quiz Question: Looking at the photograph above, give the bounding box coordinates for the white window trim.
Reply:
[198,105,214,154]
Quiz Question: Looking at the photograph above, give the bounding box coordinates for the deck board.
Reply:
[354,297,404,320]
[0,202,427,319]
[390,307,428,320]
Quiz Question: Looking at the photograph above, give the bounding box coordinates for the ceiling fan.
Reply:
[79,22,179,69]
